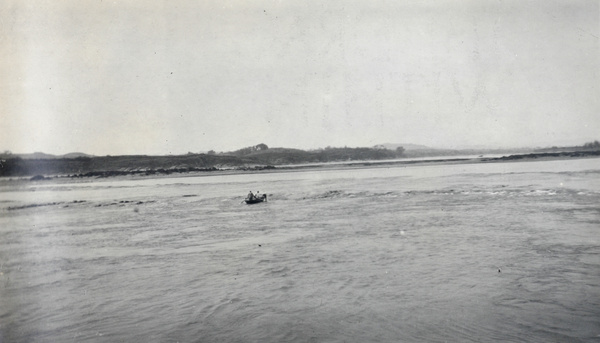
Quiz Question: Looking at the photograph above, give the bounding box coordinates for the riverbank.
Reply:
[2,149,598,183]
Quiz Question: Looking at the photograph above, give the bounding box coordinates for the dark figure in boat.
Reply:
[245,191,267,204]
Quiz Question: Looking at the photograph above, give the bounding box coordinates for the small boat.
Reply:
[245,194,267,204]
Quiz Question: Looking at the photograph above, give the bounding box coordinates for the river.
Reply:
[1,158,599,342]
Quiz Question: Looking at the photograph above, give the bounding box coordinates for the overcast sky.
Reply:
[2,0,598,155]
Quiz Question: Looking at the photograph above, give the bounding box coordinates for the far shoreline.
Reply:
[2,150,599,183]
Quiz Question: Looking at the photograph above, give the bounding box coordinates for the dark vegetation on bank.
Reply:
[534,140,600,153]
[483,149,600,161]
[1,141,598,179]
[0,145,404,178]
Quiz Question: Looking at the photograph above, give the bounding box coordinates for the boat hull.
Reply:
[244,194,267,204]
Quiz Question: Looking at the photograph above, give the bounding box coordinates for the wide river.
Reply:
[1,158,599,342]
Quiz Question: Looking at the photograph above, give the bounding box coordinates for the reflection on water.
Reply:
[1,158,599,342]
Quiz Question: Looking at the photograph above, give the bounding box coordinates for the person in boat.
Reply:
[256,192,267,201]
[247,191,254,200]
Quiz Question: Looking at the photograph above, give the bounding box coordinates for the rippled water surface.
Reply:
[1,158,599,342]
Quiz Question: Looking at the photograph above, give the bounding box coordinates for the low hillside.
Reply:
[0,145,404,177]
[241,148,315,165]
[0,154,250,177]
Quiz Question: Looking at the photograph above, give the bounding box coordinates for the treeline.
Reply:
[222,144,405,164]
[535,140,600,152]
[0,144,406,177]
[228,143,270,156]
[583,140,600,150]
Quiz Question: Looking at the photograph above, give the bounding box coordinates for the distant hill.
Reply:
[18,152,58,159]
[380,143,431,150]
[61,152,95,159]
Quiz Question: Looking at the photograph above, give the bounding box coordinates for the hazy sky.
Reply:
[2,0,598,155]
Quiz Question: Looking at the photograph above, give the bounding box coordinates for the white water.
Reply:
[1,158,599,342]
